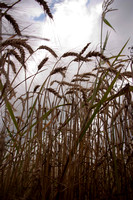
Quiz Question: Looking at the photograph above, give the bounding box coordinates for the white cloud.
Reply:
[3,0,103,54]
[2,0,133,83]
[43,0,103,54]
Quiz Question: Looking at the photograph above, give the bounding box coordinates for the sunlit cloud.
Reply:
[2,0,133,78]
[42,0,102,54]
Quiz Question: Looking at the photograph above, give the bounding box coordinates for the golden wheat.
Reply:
[1,1,133,200]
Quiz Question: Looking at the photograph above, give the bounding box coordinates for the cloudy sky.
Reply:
[2,0,133,87]
[1,0,133,126]
[3,0,133,56]
[1,0,133,128]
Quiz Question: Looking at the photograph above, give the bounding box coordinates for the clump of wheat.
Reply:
[50,67,67,76]
[1,1,133,200]
[37,45,58,58]
[46,88,62,99]
[2,39,34,55]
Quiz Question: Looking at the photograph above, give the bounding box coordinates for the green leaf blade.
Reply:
[103,18,115,32]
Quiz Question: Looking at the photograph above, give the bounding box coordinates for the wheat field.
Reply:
[0,1,133,200]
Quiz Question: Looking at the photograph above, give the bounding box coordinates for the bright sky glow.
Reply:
[2,0,133,85]
[2,0,133,50]
[4,0,133,56]
[49,0,102,53]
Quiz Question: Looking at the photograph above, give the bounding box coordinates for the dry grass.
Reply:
[1,1,133,200]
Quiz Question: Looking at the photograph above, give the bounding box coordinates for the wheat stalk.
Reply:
[6,60,16,74]
[7,49,26,69]
[35,0,53,19]
[50,67,67,76]
[0,3,11,9]
[46,88,62,99]
[2,39,34,55]
[38,57,49,70]
[4,14,21,36]
[79,42,91,56]
[37,45,57,58]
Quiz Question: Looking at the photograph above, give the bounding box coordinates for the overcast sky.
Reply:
[1,0,133,127]
[3,0,133,56]
[2,0,133,87]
